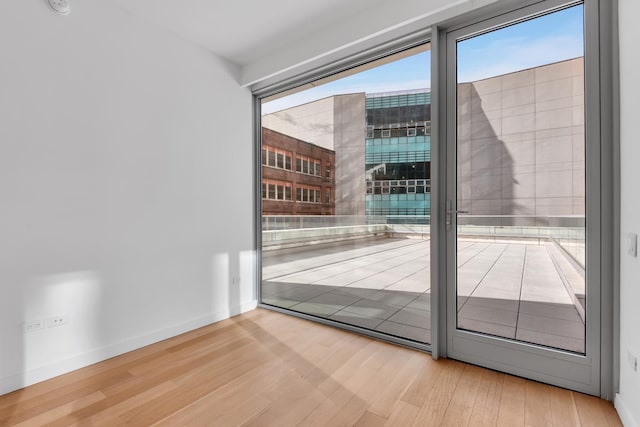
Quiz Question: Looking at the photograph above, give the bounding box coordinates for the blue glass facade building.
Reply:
[365,90,431,219]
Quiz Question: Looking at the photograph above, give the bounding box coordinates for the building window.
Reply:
[296,155,323,176]
[262,145,293,171]
[407,128,417,137]
[381,129,391,138]
[325,162,331,179]
[295,184,323,203]
[262,179,293,201]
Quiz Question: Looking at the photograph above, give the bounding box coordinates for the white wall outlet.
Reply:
[46,315,69,328]
[24,319,45,333]
[627,232,637,257]
[628,351,638,372]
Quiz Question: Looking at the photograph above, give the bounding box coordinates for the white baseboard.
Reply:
[616,393,639,427]
[0,299,257,396]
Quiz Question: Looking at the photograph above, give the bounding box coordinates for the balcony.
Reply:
[262,215,585,353]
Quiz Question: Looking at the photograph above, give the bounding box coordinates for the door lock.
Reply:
[446,200,469,231]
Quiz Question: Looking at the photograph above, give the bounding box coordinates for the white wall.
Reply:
[617,0,640,425]
[0,0,255,394]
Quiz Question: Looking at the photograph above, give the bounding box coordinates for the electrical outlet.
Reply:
[24,319,45,333]
[628,351,638,372]
[46,315,68,328]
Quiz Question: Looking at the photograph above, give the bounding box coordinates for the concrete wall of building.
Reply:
[334,94,367,216]
[262,96,336,151]
[458,58,585,218]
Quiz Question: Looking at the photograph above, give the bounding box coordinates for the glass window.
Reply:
[268,184,275,199]
[261,42,431,346]
[277,153,284,169]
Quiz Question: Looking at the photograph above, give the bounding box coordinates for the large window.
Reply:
[260,45,432,346]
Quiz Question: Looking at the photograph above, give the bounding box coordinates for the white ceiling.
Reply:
[110,0,384,66]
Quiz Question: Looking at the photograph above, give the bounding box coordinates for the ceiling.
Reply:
[110,0,385,66]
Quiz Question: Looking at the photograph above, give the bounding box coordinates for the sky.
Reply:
[262,4,584,115]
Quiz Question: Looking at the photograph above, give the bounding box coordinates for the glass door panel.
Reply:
[455,3,586,353]
[260,45,432,345]
[447,1,599,394]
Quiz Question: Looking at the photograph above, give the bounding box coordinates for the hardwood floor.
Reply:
[0,309,621,426]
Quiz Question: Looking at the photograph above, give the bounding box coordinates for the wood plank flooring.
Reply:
[0,309,621,426]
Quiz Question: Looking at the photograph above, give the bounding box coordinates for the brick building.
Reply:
[261,128,335,215]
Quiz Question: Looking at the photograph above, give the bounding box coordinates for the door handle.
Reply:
[446,200,469,231]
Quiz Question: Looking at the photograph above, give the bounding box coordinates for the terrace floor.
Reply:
[262,237,585,353]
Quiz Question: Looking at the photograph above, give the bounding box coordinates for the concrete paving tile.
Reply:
[342,299,401,320]
[519,289,573,305]
[388,307,431,329]
[267,287,327,302]
[329,311,384,330]
[406,293,431,311]
[470,286,521,300]
[516,328,585,353]
[376,320,431,344]
[385,281,430,293]
[330,287,380,299]
[517,312,584,339]
[261,297,301,309]
[519,301,582,321]
[458,303,518,327]
[458,296,519,312]
[289,302,342,317]
[367,290,421,307]
[458,317,516,339]
[307,291,361,308]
